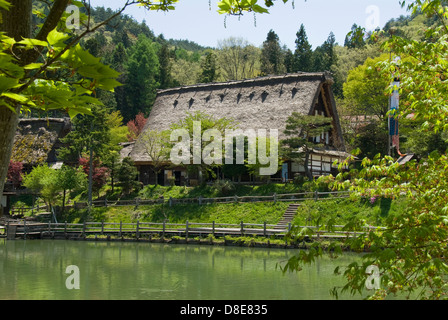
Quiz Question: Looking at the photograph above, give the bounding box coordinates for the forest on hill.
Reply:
[27,3,448,161]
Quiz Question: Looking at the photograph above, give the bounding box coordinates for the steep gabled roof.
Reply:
[130,72,345,163]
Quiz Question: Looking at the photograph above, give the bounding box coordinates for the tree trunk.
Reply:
[304,150,313,181]
[0,0,33,216]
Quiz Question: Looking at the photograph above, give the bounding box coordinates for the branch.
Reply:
[18,1,137,93]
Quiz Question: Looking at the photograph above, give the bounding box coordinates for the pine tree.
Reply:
[124,35,160,122]
[344,24,366,49]
[157,43,175,89]
[199,50,220,83]
[260,30,286,75]
[281,112,332,180]
[293,24,313,72]
[313,32,337,72]
[111,43,129,117]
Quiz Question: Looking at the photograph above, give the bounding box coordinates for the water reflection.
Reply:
[0,240,360,300]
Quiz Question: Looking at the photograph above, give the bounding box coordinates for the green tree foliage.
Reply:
[123,35,160,121]
[343,54,390,120]
[157,43,175,89]
[217,37,261,80]
[140,129,171,185]
[199,50,220,83]
[117,157,139,195]
[169,111,237,183]
[312,32,337,72]
[55,165,87,211]
[344,24,366,49]
[293,24,313,72]
[23,164,86,209]
[58,104,112,164]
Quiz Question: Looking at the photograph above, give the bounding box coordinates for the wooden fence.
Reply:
[3,219,382,241]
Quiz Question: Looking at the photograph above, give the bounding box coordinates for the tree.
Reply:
[281,113,333,180]
[79,157,109,198]
[6,160,23,189]
[117,157,139,195]
[140,129,171,186]
[313,32,337,72]
[127,112,148,142]
[293,24,313,72]
[58,104,112,164]
[343,54,391,120]
[55,165,87,212]
[169,111,237,183]
[260,29,286,75]
[157,43,175,89]
[123,34,160,121]
[344,24,366,49]
[199,50,220,83]
[217,37,261,80]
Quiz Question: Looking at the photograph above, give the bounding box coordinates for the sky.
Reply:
[89,0,410,49]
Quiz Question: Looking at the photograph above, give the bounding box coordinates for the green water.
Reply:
[0,240,361,300]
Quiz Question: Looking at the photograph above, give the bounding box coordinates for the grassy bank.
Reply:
[12,183,407,230]
[62,195,406,230]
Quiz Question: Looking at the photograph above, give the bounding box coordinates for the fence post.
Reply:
[314,190,318,201]
[82,221,86,237]
[264,221,267,237]
[273,193,277,204]
[64,221,67,237]
[234,195,238,203]
[104,198,108,207]
[136,220,140,239]
[101,220,104,235]
[240,221,244,236]
[162,220,166,238]
[212,221,215,237]
[169,197,173,207]
[24,220,27,240]
[119,221,122,238]
[186,220,189,240]
[198,196,202,205]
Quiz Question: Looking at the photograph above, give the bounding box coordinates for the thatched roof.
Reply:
[130,72,345,164]
[11,118,71,167]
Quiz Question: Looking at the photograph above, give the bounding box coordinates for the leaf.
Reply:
[252,4,269,13]
[17,38,48,48]
[1,92,29,103]
[0,75,19,91]
[23,62,43,70]
[0,0,11,10]
[47,28,69,47]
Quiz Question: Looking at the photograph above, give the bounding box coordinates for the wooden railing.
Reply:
[4,219,383,241]
[79,190,350,209]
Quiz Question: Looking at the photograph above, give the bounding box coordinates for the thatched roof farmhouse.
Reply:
[130,72,350,185]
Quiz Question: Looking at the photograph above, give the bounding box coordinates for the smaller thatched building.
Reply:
[130,72,350,186]
[10,117,71,173]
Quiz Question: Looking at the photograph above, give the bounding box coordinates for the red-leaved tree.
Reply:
[7,161,23,189]
[127,112,148,141]
[79,157,109,196]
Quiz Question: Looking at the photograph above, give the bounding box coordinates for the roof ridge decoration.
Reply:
[156,72,332,95]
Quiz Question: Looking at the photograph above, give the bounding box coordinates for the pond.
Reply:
[0,240,362,300]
